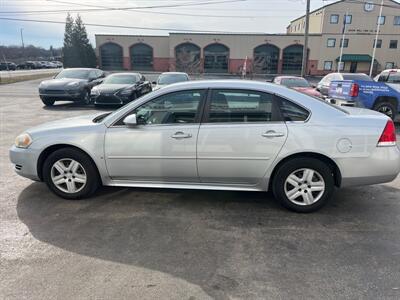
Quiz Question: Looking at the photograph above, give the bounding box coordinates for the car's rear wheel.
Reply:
[42,148,100,199]
[41,97,55,106]
[272,157,334,213]
[373,101,397,120]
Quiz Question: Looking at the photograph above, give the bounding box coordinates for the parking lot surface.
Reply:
[1,78,400,299]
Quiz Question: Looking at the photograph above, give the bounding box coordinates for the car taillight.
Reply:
[349,83,359,97]
[377,120,397,147]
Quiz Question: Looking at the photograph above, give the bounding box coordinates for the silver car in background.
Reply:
[152,72,190,91]
[10,80,400,212]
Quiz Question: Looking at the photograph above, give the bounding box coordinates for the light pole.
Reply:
[301,0,310,77]
[370,0,384,77]
[20,28,25,61]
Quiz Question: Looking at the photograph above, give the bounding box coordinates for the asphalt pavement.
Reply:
[0,78,400,300]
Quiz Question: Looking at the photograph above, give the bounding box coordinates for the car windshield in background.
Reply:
[103,75,139,84]
[55,69,90,79]
[342,74,372,81]
[281,78,310,88]
[158,74,188,85]
[387,73,400,83]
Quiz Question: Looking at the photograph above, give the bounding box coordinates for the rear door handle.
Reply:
[262,131,285,138]
[171,131,192,139]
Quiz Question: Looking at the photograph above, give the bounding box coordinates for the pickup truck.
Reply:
[328,78,400,120]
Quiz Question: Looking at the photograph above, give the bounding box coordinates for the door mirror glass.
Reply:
[123,114,137,126]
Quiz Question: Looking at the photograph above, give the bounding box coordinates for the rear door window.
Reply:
[206,89,279,123]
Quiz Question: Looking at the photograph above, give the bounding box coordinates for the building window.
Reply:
[340,39,349,48]
[394,16,400,25]
[327,38,336,47]
[373,39,382,48]
[330,14,339,24]
[385,62,395,69]
[344,14,352,24]
[377,16,386,25]
[324,61,333,70]
[389,40,398,49]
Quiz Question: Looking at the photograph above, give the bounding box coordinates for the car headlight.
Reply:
[119,88,133,96]
[91,88,100,95]
[66,82,80,89]
[15,133,32,148]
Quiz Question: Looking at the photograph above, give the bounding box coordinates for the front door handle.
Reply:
[262,130,285,138]
[171,131,192,139]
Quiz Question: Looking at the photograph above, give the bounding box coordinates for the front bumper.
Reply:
[9,145,40,181]
[338,145,400,187]
[39,88,84,101]
[91,93,132,105]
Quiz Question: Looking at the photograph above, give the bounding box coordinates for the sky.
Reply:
[0,0,379,48]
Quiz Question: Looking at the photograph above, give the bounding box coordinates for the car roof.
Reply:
[160,72,188,76]
[276,76,305,80]
[108,72,140,76]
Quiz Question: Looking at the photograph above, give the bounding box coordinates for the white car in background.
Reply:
[374,69,400,92]
[152,72,190,90]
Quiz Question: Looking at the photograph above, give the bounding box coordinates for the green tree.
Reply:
[62,13,76,67]
[62,14,97,68]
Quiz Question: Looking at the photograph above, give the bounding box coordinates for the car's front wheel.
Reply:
[42,148,100,199]
[80,90,91,105]
[272,157,335,213]
[41,97,55,106]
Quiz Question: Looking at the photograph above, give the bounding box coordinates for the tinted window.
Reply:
[281,78,310,88]
[103,74,139,84]
[133,90,205,125]
[208,90,275,123]
[279,99,309,121]
[342,74,372,81]
[55,69,91,79]
[158,74,189,85]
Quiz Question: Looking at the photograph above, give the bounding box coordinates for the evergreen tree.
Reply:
[62,13,75,67]
[62,14,97,68]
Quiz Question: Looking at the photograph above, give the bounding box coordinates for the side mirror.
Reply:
[152,81,157,85]
[123,114,137,126]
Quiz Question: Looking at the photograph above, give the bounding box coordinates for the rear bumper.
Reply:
[328,98,357,107]
[9,145,40,181]
[337,146,400,187]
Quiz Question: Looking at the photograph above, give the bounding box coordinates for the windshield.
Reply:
[55,69,90,79]
[342,74,372,81]
[103,74,139,84]
[281,78,310,88]
[158,74,188,85]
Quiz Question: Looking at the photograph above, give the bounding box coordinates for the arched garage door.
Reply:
[130,43,153,71]
[175,43,201,73]
[282,45,304,74]
[204,43,229,73]
[253,44,279,74]
[100,43,123,70]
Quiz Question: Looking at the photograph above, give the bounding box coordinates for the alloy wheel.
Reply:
[284,168,325,206]
[51,158,87,193]
[377,105,394,119]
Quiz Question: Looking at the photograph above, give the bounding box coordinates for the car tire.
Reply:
[373,101,397,120]
[42,98,55,106]
[272,157,335,213]
[42,147,100,200]
[80,90,91,105]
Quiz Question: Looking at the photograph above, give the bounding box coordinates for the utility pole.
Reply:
[370,0,384,77]
[20,28,25,61]
[301,0,310,77]
[338,11,349,73]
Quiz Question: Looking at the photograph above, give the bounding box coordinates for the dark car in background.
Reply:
[317,73,372,96]
[273,76,322,98]
[152,72,190,90]
[38,68,105,106]
[91,72,152,106]
[0,62,17,71]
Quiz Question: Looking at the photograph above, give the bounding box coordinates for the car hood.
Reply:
[152,84,167,91]
[40,78,88,88]
[94,84,134,93]
[26,113,104,137]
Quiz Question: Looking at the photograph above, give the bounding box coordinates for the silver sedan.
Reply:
[10,80,400,212]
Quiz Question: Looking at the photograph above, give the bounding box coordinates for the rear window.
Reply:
[278,98,310,121]
[387,73,400,83]
[342,74,372,81]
